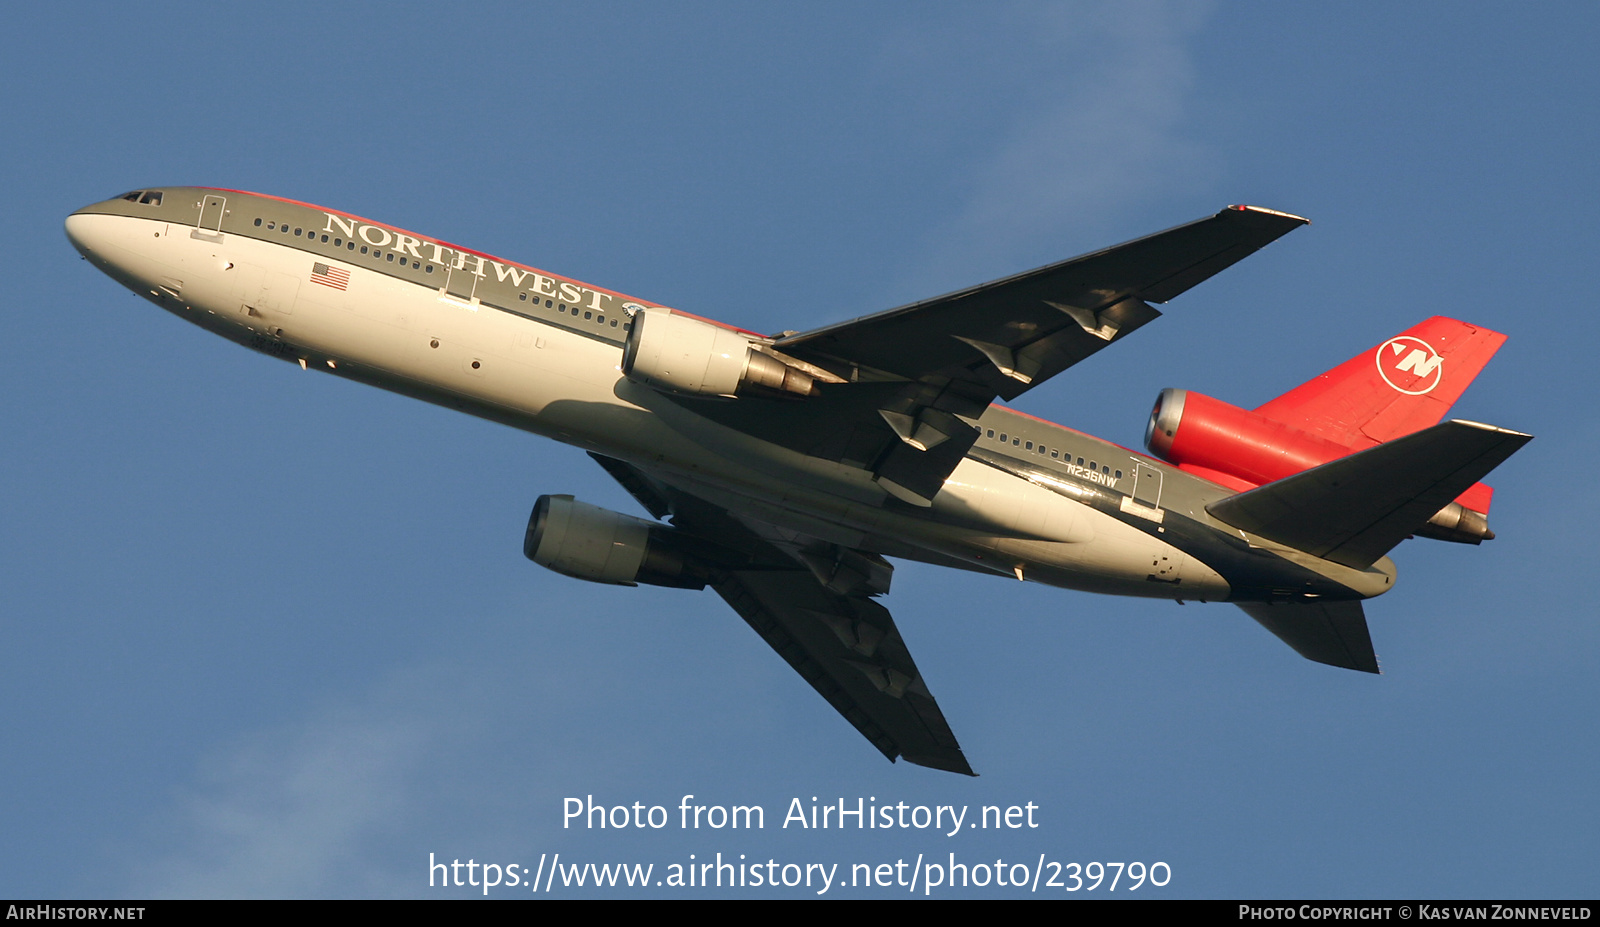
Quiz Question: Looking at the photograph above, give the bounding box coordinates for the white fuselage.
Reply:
[66,202,1239,601]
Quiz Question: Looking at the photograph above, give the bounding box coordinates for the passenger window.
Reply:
[545,300,553,308]
[585,311,593,320]
[1026,441,1033,450]
[253,218,262,227]
[425,265,433,273]
[999,433,1007,442]
[386,254,394,262]
[320,234,329,243]
[986,430,994,438]
[1115,470,1122,479]
[1077,457,1084,466]
[1051,450,1059,458]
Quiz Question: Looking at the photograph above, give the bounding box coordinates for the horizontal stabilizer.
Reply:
[1237,600,1379,673]
[1207,420,1531,569]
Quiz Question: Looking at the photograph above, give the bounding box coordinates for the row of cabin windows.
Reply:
[518,291,626,329]
[252,216,630,333]
[984,429,1122,479]
[254,217,436,271]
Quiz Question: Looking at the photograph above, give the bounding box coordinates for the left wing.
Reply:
[773,205,1308,398]
[590,453,975,775]
[667,206,1307,504]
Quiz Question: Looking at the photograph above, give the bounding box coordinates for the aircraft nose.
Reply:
[64,208,109,258]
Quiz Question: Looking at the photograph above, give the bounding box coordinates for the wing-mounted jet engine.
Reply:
[621,308,837,399]
[1143,316,1508,545]
[523,494,711,589]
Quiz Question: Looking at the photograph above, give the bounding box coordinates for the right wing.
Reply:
[713,568,974,775]
[589,453,975,775]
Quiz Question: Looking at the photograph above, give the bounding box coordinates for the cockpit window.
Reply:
[139,191,163,206]
[121,191,143,202]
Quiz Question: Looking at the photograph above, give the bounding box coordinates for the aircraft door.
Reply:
[1133,462,1163,510]
[443,261,480,301]
[194,194,226,240]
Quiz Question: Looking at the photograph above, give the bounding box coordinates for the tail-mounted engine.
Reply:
[1145,388,1496,544]
[523,495,708,589]
[621,309,826,399]
[1144,388,1353,489]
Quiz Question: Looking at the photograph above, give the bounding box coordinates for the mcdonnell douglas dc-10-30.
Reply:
[66,188,1530,775]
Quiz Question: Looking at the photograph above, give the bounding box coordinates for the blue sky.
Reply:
[2,2,1595,899]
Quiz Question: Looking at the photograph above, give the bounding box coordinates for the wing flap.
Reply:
[1207,420,1532,569]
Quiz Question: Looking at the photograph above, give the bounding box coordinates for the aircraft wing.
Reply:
[589,453,975,775]
[773,205,1309,401]
[669,206,1307,505]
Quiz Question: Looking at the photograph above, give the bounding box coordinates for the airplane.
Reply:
[65,188,1530,776]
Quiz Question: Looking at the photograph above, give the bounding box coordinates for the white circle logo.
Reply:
[1375,336,1445,395]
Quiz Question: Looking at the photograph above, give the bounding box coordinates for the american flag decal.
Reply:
[310,262,350,290]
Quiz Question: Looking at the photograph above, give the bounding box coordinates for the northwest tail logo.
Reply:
[1376,336,1444,395]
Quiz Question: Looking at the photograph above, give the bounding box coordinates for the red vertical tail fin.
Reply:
[1254,316,1506,449]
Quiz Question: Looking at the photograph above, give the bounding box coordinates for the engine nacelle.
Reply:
[1145,388,1496,543]
[622,309,817,399]
[1145,387,1359,489]
[523,495,707,589]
